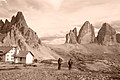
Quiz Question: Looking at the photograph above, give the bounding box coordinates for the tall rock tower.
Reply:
[77,21,95,44]
[97,23,117,46]
[65,28,78,44]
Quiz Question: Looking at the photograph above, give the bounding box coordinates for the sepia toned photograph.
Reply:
[0,0,120,80]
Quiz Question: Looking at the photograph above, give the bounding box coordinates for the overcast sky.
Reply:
[0,0,120,44]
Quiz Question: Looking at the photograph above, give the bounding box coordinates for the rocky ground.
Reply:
[0,62,120,80]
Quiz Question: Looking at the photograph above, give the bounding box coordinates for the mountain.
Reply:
[77,21,95,44]
[0,12,62,60]
[0,12,40,49]
[1,12,120,79]
[65,21,95,44]
[65,21,119,46]
[97,23,117,46]
[49,22,120,73]
[65,28,78,44]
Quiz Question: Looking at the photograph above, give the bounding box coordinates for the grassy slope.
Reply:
[1,43,120,80]
[49,43,120,72]
[0,63,113,80]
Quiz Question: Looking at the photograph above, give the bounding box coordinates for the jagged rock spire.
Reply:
[16,12,25,22]
[0,11,41,49]
[0,19,11,33]
[72,27,77,40]
[69,30,78,44]
[65,28,78,44]
[11,11,28,27]
[77,21,95,44]
[0,20,4,27]
[65,21,95,44]
[11,16,16,25]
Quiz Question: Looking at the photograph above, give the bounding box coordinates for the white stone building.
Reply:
[0,46,19,62]
[14,51,34,64]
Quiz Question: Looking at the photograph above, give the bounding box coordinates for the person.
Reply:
[68,59,73,70]
[58,58,63,70]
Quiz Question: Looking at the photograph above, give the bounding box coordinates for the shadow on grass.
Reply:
[0,66,20,71]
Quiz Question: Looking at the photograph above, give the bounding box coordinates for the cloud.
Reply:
[0,0,55,18]
[0,0,120,44]
[60,0,119,12]
[42,37,65,44]
[46,0,64,10]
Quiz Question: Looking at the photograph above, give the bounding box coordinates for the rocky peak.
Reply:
[77,21,95,44]
[101,23,116,35]
[16,12,23,18]
[5,19,10,24]
[0,20,4,27]
[65,28,78,44]
[11,11,28,27]
[0,19,11,33]
[16,12,26,23]
[72,27,77,39]
[65,21,95,44]
[11,16,16,25]
[82,21,91,27]
[0,11,41,50]
[69,30,78,44]
[97,23,116,46]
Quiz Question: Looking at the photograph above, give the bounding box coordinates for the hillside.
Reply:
[0,12,62,60]
[0,12,120,79]
[49,43,120,73]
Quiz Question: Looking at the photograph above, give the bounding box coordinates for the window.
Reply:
[11,58,14,60]
[20,57,22,61]
[12,48,15,50]
[7,58,9,60]
[0,51,3,53]
[7,55,9,57]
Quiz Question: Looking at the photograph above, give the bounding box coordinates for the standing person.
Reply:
[68,59,73,70]
[58,58,63,70]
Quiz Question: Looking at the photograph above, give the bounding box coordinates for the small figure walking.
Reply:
[58,58,63,70]
[68,59,73,70]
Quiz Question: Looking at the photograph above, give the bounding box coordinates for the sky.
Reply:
[0,0,120,44]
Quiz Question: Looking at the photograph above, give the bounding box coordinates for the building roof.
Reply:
[15,51,34,58]
[0,46,14,55]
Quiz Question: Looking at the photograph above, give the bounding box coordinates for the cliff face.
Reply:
[97,23,117,46]
[65,21,95,44]
[116,33,120,43]
[0,12,41,49]
[0,12,62,60]
[77,21,95,44]
[65,28,77,44]
[65,21,118,46]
